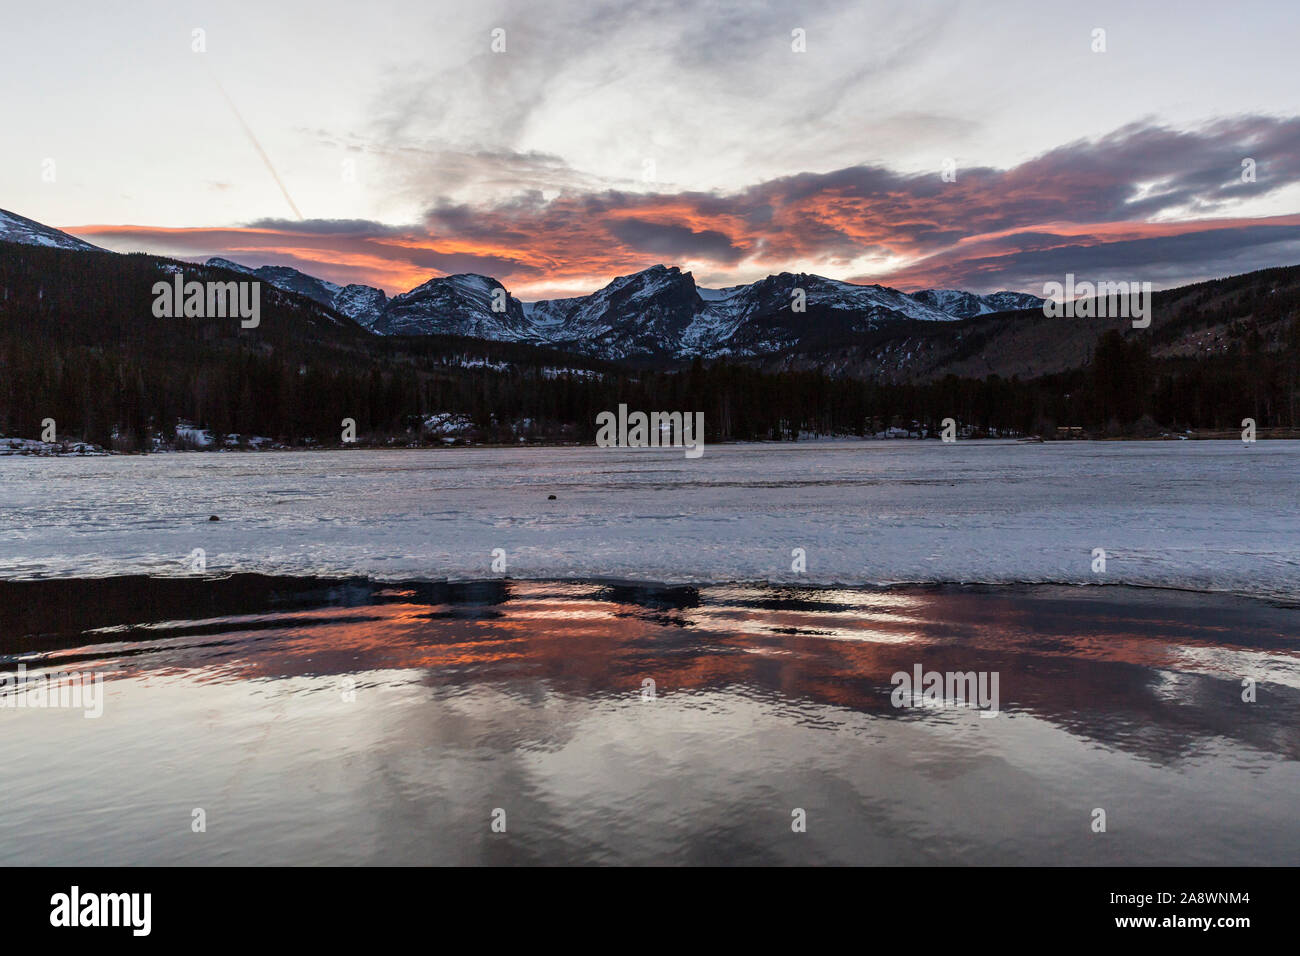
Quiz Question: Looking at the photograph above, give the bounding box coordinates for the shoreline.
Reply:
[5,432,1300,457]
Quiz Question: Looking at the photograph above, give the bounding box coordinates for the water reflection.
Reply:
[0,577,1297,865]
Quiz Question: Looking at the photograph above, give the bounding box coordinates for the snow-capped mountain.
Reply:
[206,258,389,327]
[210,258,1046,359]
[373,274,531,339]
[528,265,706,359]
[0,208,102,252]
[682,272,960,357]
[512,266,974,360]
[527,268,976,359]
[207,258,337,307]
[909,288,1045,318]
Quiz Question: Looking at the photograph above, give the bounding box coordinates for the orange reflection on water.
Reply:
[6,579,1295,763]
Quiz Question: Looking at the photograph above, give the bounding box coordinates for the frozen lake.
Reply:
[1,440,1297,602]
[2,443,1298,865]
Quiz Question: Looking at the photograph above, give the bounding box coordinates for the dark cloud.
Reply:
[878,222,1300,292]
[245,218,408,237]
[605,218,745,262]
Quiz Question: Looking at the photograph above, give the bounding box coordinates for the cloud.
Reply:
[364,0,960,193]
[69,115,1300,297]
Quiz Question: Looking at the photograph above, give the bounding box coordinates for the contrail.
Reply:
[206,69,304,221]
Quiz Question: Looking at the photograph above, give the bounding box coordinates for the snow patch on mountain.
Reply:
[203,258,388,327]
[911,288,1045,318]
[206,257,257,275]
[375,274,532,339]
[333,284,388,328]
[0,208,103,252]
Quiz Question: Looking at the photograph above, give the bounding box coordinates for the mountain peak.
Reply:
[206,256,256,274]
[375,272,529,339]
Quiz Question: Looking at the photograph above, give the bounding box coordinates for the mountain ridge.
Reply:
[2,206,1048,362]
[196,256,1045,361]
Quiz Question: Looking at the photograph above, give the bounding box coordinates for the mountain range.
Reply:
[201,255,1044,361]
[0,206,1045,362]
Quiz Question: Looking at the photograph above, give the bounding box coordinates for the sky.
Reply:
[6,0,1300,299]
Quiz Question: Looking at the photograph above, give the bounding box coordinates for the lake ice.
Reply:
[0,440,1296,603]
